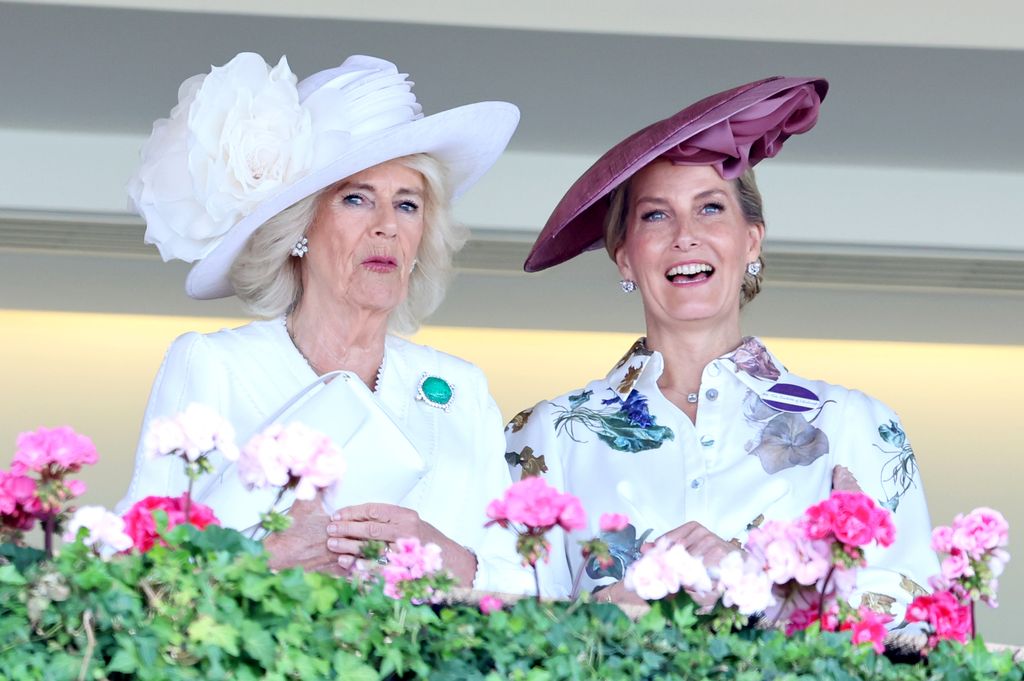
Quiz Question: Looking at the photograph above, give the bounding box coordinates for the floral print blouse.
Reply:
[505,337,939,620]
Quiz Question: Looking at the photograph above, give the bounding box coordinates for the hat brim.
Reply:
[186,101,519,299]
[523,76,827,272]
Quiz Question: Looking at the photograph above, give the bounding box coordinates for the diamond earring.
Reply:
[290,236,309,258]
[410,258,418,274]
[746,261,762,276]
[620,279,637,293]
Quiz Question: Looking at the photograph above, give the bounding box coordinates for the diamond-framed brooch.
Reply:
[416,373,454,412]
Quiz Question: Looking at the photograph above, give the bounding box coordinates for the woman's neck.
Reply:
[286,297,389,389]
[646,317,743,419]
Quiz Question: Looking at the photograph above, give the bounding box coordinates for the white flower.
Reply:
[64,506,133,559]
[716,551,776,615]
[623,538,713,601]
[130,53,314,262]
[143,403,238,462]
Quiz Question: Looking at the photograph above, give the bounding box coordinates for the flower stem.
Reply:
[183,477,193,527]
[43,514,55,560]
[532,563,541,603]
[971,601,976,640]
[569,558,587,600]
[818,564,836,622]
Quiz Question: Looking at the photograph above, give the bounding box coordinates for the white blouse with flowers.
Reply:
[504,337,939,620]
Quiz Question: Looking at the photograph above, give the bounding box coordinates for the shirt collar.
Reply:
[605,336,789,397]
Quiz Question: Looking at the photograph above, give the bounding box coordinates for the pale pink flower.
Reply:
[478,594,504,614]
[949,507,1009,560]
[63,505,134,559]
[747,519,831,587]
[623,537,713,601]
[238,422,344,500]
[716,551,776,615]
[144,403,238,462]
[66,479,87,497]
[13,426,98,474]
[599,512,630,533]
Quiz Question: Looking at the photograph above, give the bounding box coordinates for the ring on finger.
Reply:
[376,544,391,565]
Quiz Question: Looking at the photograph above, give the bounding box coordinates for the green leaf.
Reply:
[240,620,276,667]
[332,651,380,681]
[188,615,241,657]
[0,563,27,585]
[0,544,45,572]
[107,646,137,674]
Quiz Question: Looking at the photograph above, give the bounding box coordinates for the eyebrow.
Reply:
[634,188,728,205]
[337,181,424,197]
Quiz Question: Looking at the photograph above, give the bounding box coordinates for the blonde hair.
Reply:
[603,166,766,307]
[228,153,465,334]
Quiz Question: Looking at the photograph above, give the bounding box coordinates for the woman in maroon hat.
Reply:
[505,77,938,623]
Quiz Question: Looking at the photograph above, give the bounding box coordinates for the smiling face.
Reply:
[614,161,764,331]
[300,159,426,317]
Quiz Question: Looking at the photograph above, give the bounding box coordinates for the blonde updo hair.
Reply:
[603,166,766,308]
[228,153,466,334]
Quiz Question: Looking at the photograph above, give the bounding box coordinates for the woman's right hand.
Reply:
[263,491,340,575]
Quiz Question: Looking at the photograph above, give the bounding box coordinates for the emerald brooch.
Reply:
[416,374,454,412]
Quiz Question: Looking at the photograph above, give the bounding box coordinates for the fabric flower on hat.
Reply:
[130,53,315,262]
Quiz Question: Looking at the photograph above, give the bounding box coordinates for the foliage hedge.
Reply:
[1,525,1021,681]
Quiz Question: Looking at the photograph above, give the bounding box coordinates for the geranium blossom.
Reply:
[804,491,895,550]
[143,403,238,462]
[715,551,776,615]
[746,518,831,586]
[0,469,41,531]
[381,537,444,600]
[64,506,133,559]
[12,426,97,474]
[478,594,504,614]
[840,606,892,654]
[121,494,219,552]
[905,590,972,652]
[486,477,587,532]
[239,422,345,500]
[623,537,713,601]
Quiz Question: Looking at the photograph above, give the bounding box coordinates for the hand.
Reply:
[594,580,649,608]
[326,503,477,586]
[263,490,339,575]
[831,465,863,493]
[658,521,739,568]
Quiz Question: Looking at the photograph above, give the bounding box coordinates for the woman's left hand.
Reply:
[326,503,477,586]
[658,520,740,568]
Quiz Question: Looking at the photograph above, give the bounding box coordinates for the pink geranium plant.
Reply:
[377,536,454,604]
[486,476,587,600]
[906,507,1010,652]
[1,426,97,556]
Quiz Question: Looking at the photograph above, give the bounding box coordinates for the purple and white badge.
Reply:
[760,383,820,413]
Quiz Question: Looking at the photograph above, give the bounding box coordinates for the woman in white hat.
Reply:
[505,77,938,620]
[119,53,528,591]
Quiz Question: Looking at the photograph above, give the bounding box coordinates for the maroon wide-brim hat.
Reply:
[524,76,828,272]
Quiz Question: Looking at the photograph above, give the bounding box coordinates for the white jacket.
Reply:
[119,318,532,593]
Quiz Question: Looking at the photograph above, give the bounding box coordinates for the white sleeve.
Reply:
[115,332,227,513]
[503,401,574,599]
[834,393,940,622]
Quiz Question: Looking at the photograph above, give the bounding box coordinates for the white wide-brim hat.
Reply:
[127,53,520,300]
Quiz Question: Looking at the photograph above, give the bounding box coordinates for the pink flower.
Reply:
[239,422,345,500]
[905,590,972,651]
[144,403,238,462]
[716,551,776,615]
[64,505,134,558]
[949,507,1009,560]
[786,600,839,635]
[599,512,630,533]
[841,606,892,654]
[66,479,87,497]
[381,536,444,600]
[478,594,504,614]
[803,491,894,549]
[13,426,98,474]
[486,477,587,532]
[623,537,713,601]
[0,469,40,531]
[747,519,831,586]
[121,494,219,552]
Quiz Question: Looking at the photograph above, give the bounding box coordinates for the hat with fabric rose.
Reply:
[524,76,828,272]
[128,53,520,299]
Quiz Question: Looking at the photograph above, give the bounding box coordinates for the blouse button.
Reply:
[690,477,704,490]
[705,388,719,401]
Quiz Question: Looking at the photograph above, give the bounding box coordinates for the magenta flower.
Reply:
[0,469,41,531]
[478,594,504,615]
[599,512,630,533]
[13,426,97,474]
[841,606,892,654]
[239,422,346,500]
[804,491,895,552]
[906,590,973,652]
